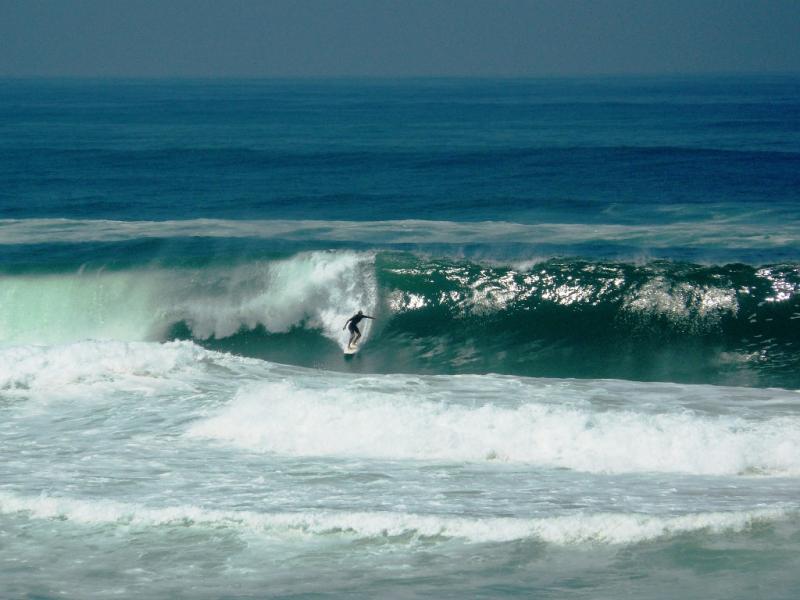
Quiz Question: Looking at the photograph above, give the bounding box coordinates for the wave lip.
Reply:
[0,491,791,546]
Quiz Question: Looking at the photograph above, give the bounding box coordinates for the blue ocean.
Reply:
[1,77,799,599]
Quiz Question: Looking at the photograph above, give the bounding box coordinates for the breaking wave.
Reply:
[0,251,798,386]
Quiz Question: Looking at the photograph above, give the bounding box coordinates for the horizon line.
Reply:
[2,70,800,82]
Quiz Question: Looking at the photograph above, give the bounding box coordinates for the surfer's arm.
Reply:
[364,315,375,320]
[342,318,351,330]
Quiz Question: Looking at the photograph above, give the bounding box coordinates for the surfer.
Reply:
[343,310,374,348]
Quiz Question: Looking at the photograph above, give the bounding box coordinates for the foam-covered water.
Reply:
[2,77,799,598]
[188,376,800,476]
[2,340,800,598]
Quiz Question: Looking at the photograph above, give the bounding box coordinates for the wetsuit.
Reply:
[344,313,374,346]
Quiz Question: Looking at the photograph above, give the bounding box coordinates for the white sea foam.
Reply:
[0,340,227,397]
[188,377,800,476]
[0,251,375,349]
[0,491,790,546]
[3,340,799,476]
[1,217,797,250]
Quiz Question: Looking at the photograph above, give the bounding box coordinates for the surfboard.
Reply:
[344,343,359,355]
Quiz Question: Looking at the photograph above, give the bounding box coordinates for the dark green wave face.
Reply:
[187,253,799,388]
[371,256,799,387]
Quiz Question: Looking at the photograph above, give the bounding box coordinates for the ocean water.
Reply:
[1,77,799,599]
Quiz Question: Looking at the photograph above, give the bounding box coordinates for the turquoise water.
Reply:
[1,77,799,598]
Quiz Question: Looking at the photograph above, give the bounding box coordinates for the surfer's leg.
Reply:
[348,324,359,347]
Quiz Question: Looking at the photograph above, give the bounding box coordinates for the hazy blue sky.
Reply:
[1,0,798,77]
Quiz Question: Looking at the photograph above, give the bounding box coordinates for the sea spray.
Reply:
[0,251,376,348]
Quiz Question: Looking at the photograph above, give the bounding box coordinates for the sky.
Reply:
[1,0,799,78]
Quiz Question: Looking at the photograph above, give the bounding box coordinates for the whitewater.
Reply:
[3,339,800,598]
[2,77,799,598]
